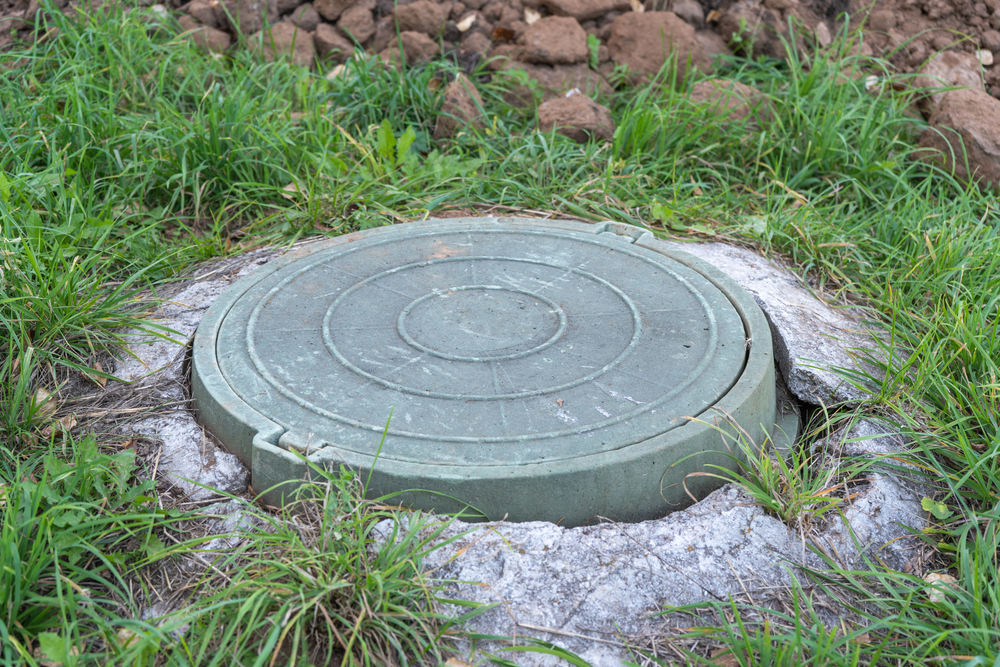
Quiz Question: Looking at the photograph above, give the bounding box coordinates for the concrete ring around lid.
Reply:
[192,218,780,527]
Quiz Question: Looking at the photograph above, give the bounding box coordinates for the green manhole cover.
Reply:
[193,218,780,525]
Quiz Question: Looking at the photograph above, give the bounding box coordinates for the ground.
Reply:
[1,2,999,666]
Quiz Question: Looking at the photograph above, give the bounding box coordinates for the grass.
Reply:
[2,1,1000,665]
[126,464,478,667]
[0,435,181,665]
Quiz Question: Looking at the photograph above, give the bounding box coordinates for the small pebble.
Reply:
[977,49,994,66]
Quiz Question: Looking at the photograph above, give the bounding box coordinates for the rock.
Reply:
[1,14,29,31]
[813,419,929,570]
[114,254,275,500]
[178,15,233,52]
[658,240,878,405]
[23,0,69,24]
[393,0,449,35]
[822,417,934,499]
[497,60,613,104]
[385,474,923,666]
[389,485,815,667]
[185,0,220,28]
[608,11,712,82]
[914,50,985,109]
[434,73,486,139]
[982,29,1000,53]
[868,8,896,31]
[978,48,994,65]
[458,29,490,57]
[132,415,250,501]
[371,13,395,51]
[814,20,831,46]
[695,29,733,60]
[538,89,615,142]
[917,88,1000,188]
[690,79,772,124]
[455,9,491,36]
[314,22,354,60]
[671,0,704,28]
[276,0,303,13]
[716,1,786,59]
[249,21,316,68]
[314,0,355,21]
[213,0,277,36]
[337,2,375,43]
[541,0,630,21]
[520,15,588,65]
[506,16,528,39]
[816,472,927,570]
[288,2,319,30]
[378,29,439,65]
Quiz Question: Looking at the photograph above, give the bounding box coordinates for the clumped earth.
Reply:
[5,0,1000,186]
[5,0,1000,97]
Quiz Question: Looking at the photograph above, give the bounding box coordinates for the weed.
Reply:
[147,463,481,666]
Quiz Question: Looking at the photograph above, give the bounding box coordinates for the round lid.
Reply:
[209,220,749,466]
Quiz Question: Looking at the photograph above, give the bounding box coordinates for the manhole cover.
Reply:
[193,218,783,525]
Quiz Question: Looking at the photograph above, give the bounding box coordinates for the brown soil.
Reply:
[1,0,997,98]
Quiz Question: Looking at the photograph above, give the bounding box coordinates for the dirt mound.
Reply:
[1,0,997,101]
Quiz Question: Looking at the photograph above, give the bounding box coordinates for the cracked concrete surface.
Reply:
[661,240,880,406]
[113,251,274,500]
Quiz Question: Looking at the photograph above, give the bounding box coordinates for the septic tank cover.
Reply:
[193,218,777,526]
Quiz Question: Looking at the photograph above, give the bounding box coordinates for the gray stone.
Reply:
[378,472,924,665]
[114,252,273,500]
[116,277,257,385]
[659,240,878,406]
[131,414,249,500]
[821,417,937,504]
